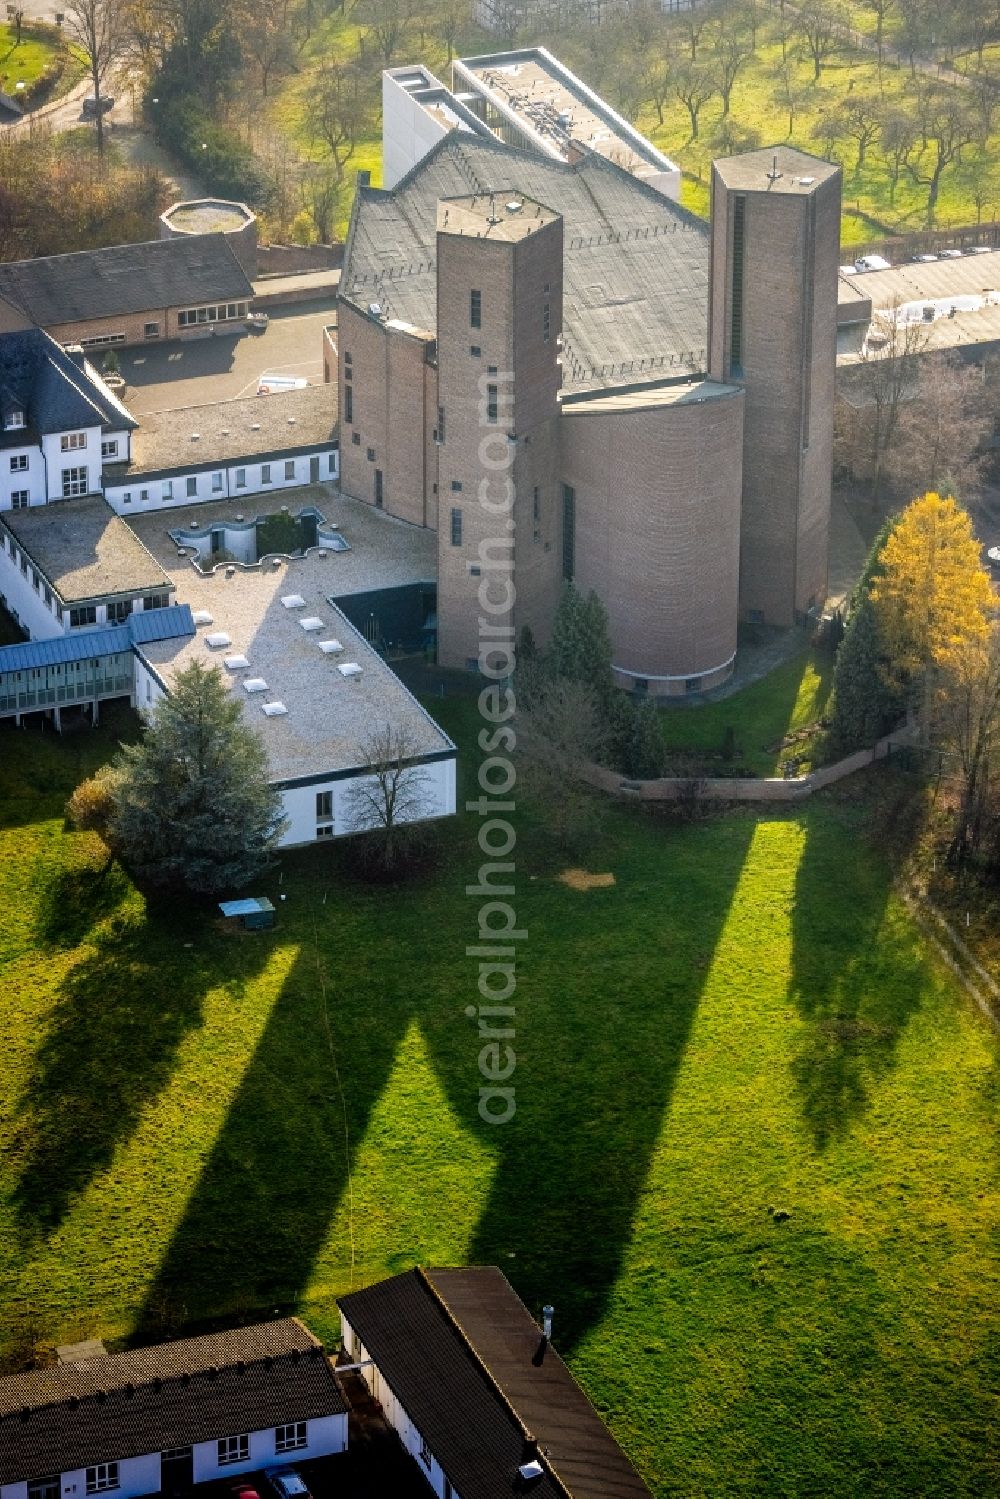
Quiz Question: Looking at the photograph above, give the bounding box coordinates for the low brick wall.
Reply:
[587,728,912,804]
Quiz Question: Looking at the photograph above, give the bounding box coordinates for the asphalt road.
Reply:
[119,302,337,415]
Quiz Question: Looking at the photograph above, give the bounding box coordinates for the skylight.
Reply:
[243,678,268,693]
[262,701,288,716]
[281,594,306,609]
[224,655,249,670]
[192,609,214,625]
[205,632,231,649]
[318,639,344,654]
[299,617,324,632]
[338,662,363,678]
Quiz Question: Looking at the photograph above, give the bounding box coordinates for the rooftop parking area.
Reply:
[118,302,337,415]
[838,247,1000,359]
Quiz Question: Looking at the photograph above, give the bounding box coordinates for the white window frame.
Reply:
[186,476,198,497]
[85,1465,119,1494]
[275,1422,307,1453]
[261,463,271,484]
[161,480,173,501]
[10,453,28,472]
[11,490,29,509]
[218,1435,250,1466]
[61,466,88,497]
[101,439,118,459]
[212,471,224,493]
[61,432,86,452]
[284,460,295,480]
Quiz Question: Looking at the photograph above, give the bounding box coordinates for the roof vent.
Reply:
[281,594,306,609]
[369,302,382,317]
[338,662,363,679]
[192,610,214,626]
[518,1461,544,1483]
[205,631,232,648]
[235,513,245,521]
[191,433,200,441]
[244,678,268,693]
[506,199,523,214]
[251,423,261,431]
[224,654,250,670]
[287,417,296,425]
[798,175,816,185]
[299,616,324,632]
[262,700,288,716]
[318,639,343,654]
[221,428,230,436]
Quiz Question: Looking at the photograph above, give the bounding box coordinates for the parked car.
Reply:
[230,1483,262,1499]
[246,311,269,333]
[938,248,963,259]
[852,254,891,273]
[910,253,938,263]
[82,94,114,117]
[963,244,993,255]
[264,1469,311,1499]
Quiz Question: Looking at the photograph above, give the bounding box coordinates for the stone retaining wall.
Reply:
[587,728,912,803]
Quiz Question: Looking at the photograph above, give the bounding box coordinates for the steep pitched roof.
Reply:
[0,327,137,446]
[341,132,710,394]
[0,234,253,328]
[0,1319,347,1486]
[338,1267,652,1499]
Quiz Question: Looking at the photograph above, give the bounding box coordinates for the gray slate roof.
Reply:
[339,1267,651,1499]
[0,328,137,447]
[0,1318,347,1485]
[0,235,253,329]
[342,133,710,393]
[2,495,172,604]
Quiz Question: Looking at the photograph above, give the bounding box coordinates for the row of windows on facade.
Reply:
[105,456,336,507]
[23,1425,309,1499]
[74,304,253,351]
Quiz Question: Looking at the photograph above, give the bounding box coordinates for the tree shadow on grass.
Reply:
[789,800,927,1150]
[34,854,131,949]
[11,905,272,1237]
[135,811,759,1354]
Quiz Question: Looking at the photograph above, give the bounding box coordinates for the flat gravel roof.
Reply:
[2,496,172,604]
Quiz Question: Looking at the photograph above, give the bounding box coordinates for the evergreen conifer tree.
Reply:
[108,660,285,893]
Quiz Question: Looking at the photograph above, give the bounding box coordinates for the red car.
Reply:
[231,1483,262,1499]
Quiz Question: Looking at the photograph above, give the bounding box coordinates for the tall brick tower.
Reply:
[708,146,842,627]
[434,193,564,671]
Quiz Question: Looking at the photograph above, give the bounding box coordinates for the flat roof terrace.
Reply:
[454,47,679,182]
[2,496,173,605]
[130,488,447,783]
[838,249,1000,359]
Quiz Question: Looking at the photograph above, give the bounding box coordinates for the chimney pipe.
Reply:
[542,1305,553,1340]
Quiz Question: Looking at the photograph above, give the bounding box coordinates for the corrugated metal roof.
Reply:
[0,606,195,673]
[129,603,196,644]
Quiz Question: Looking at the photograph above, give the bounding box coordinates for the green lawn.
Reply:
[268,11,1000,244]
[660,642,834,775]
[0,23,57,94]
[1,699,998,1495]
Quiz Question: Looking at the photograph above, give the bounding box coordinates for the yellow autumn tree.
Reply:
[869,493,994,691]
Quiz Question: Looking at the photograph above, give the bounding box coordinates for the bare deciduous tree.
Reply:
[515,674,607,850]
[306,60,375,182]
[343,723,435,872]
[64,0,126,158]
[836,304,929,502]
[887,350,991,500]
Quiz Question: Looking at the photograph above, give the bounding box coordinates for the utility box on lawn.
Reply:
[219,896,275,930]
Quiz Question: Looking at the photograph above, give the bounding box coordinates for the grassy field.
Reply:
[0,22,81,103]
[660,642,834,776]
[1,694,998,1495]
[266,10,1000,244]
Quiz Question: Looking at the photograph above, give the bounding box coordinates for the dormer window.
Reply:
[3,407,24,431]
[61,432,86,452]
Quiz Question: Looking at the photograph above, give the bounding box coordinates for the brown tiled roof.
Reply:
[0,1319,347,1486]
[338,1268,651,1499]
